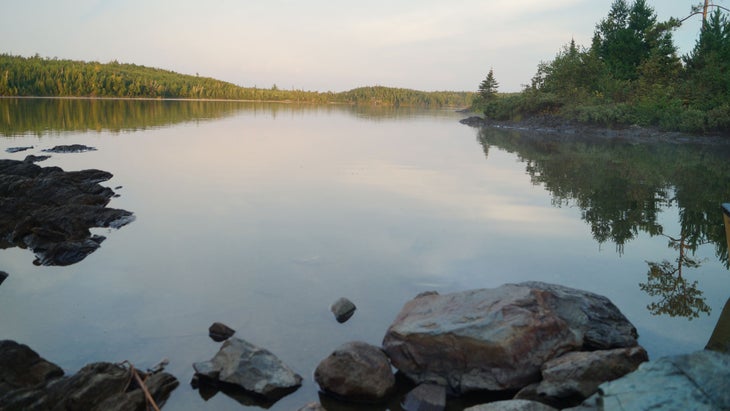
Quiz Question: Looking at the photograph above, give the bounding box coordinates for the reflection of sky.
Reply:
[1,105,728,411]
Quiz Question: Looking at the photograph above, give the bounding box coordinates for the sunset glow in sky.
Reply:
[1,1,709,92]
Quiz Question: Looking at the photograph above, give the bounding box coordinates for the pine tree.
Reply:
[478,68,499,100]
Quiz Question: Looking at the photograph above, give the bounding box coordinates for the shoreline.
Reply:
[459,113,730,145]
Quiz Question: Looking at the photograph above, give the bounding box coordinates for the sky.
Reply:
[0,1,715,92]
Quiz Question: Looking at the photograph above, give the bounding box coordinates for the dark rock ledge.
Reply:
[0,158,134,266]
[0,340,178,411]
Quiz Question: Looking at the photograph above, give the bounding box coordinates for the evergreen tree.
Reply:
[478,68,499,100]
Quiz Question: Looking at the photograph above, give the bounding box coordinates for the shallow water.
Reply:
[1,98,728,410]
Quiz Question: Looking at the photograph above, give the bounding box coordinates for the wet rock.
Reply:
[193,337,302,400]
[0,270,7,286]
[314,341,395,403]
[534,346,647,400]
[382,282,638,394]
[0,340,63,396]
[42,144,97,153]
[209,322,236,342]
[5,146,33,153]
[23,154,51,163]
[298,402,327,411]
[706,297,730,354]
[575,350,730,411]
[402,383,446,411]
[459,116,487,127]
[465,399,558,411]
[0,159,134,266]
[330,297,356,323]
[0,359,178,411]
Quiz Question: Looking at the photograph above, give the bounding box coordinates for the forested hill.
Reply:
[0,54,472,108]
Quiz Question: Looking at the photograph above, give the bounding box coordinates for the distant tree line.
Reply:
[0,54,472,108]
[474,0,730,134]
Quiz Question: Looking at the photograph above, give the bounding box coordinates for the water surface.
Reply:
[1,98,728,410]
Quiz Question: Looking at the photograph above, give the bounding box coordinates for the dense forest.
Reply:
[0,54,472,108]
[473,0,730,134]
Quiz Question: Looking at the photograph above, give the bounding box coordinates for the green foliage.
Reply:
[478,68,499,100]
[0,54,473,108]
[472,1,730,135]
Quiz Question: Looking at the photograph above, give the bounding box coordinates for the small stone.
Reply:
[402,383,446,411]
[208,322,236,342]
[330,297,356,323]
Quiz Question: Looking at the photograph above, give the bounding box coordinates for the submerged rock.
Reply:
[5,146,33,153]
[382,282,639,394]
[23,154,51,163]
[0,270,7,286]
[209,322,236,342]
[314,341,395,403]
[193,337,302,400]
[330,297,357,323]
[0,159,134,266]
[42,144,97,153]
[465,399,558,411]
[402,383,446,411]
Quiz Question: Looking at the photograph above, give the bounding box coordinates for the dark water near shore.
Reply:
[1,98,729,410]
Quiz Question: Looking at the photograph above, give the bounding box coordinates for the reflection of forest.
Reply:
[0,98,252,136]
[476,128,730,318]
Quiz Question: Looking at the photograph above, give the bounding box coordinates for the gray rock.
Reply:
[314,341,395,403]
[330,297,356,323]
[465,399,558,411]
[42,144,97,153]
[0,159,134,266]
[0,270,7,286]
[193,337,302,400]
[23,155,51,163]
[402,383,446,411]
[535,346,648,399]
[208,322,235,342]
[298,402,327,411]
[579,350,730,410]
[382,282,638,394]
[706,297,730,354]
[0,340,64,396]
[5,146,33,153]
[0,361,178,411]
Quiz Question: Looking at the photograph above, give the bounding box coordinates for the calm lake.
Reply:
[1,98,729,410]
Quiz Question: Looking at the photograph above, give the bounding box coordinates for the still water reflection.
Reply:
[0,98,728,410]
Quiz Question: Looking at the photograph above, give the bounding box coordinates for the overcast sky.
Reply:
[0,1,713,92]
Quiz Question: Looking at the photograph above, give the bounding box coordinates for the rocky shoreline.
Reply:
[3,282,728,410]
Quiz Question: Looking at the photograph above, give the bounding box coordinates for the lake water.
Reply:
[1,98,729,410]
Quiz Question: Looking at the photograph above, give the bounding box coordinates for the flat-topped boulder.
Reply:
[382,282,640,394]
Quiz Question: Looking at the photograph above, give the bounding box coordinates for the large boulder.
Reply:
[193,337,302,400]
[382,282,638,393]
[573,350,730,410]
[314,341,395,403]
[465,399,558,411]
[0,159,134,266]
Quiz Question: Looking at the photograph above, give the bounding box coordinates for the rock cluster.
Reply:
[0,340,179,410]
[0,159,134,265]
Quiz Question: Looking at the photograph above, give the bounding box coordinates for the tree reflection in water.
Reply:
[476,127,730,319]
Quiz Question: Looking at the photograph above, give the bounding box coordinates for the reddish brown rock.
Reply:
[382,282,638,394]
